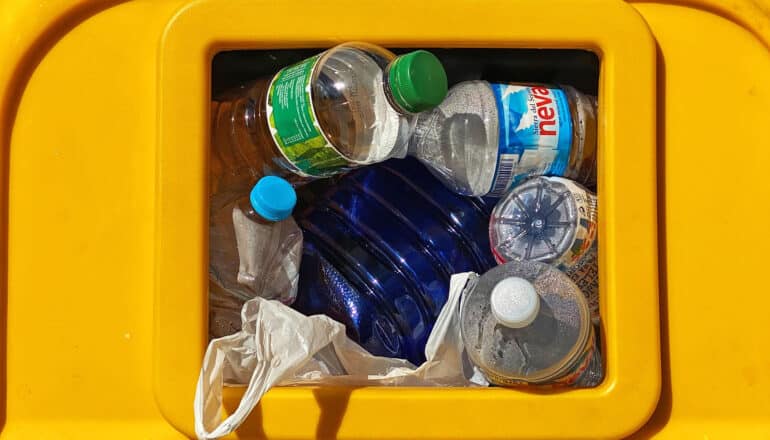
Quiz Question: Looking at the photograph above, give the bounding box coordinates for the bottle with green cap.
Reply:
[210,43,448,211]
[209,176,303,338]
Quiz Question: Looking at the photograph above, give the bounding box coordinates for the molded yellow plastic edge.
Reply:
[629,0,770,50]
[0,0,768,438]
[155,0,659,438]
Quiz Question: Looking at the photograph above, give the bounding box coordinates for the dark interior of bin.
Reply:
[212,48,599,98]
[210,48,602,381]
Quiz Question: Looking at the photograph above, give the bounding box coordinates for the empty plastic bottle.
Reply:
[408,80,597,197]
[292,158,496,364]
[489,176,598,321]
[460,260,602,387]
[209,43,448,211]
[209,176,303,338]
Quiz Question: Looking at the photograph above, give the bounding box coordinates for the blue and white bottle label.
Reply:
[488,84,573,196]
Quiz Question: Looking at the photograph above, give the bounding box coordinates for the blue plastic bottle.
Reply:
[292,158,495,364]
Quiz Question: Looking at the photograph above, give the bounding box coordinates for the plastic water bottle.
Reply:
[489,176,599,321]
[209,43,448,210]
[460,260,602,386]
[291,158,496,364]
[209,176,303,338]
[408,80,597,197]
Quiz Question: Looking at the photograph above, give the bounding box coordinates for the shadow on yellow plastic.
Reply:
[155,0,660,438]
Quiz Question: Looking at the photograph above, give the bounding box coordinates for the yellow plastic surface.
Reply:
[629,1,770,437]
[0,0,767,439]
[157,0,658,438]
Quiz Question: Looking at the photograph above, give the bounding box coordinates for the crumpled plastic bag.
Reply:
[194,272,480,439]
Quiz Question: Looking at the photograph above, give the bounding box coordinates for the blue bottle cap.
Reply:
[249,176,297,222]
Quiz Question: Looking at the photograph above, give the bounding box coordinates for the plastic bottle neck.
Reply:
[383,69,414,116]
[236,198,276,225]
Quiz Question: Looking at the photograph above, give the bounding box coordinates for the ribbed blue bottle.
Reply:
[292,158,496,364]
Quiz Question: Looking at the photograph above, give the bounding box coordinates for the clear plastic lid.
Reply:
[490,176,579,263]
[460,260,591,385]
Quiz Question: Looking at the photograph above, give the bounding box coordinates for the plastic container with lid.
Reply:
[208,176,303,338]
[209,43,448,210]
[460,260,602,386]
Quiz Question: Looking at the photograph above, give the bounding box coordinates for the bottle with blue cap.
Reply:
[460,260,602,387]
[209,176,303,338]
[210,43,448,211]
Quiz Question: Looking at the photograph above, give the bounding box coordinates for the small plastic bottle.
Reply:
[210,43,448,210]
[460,260,602,387]
[408,81,597,196]
[209,176,303,338]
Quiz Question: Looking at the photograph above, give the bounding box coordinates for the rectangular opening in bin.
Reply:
[208,47,603,377]
[211,48,600,97]
[156,1,659,437]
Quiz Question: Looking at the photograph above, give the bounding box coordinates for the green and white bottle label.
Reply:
[266,55,349,178]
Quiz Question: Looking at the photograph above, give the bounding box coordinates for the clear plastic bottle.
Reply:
[209,176,303,338]
[209,43,448,211]
[489,176,599,322]
[460,260,602,387]
[408,81,597,197]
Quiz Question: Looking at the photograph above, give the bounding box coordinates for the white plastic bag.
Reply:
[194,272,479,439]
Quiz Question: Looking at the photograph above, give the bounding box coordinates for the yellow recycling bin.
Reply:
[0,0,768,438]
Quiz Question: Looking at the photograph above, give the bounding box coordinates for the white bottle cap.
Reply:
[490,277,540,328]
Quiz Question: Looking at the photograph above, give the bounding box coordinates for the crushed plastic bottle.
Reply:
[209,176,303,338]
[489,176,599,321]
[408,80,597,197]
[209,43,448,211]
[460,260,602,387]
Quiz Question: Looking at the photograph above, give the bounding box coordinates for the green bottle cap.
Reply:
[388,50,448,113]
